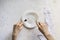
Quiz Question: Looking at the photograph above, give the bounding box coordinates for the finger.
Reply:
[20,22,23,26]
[36,22,43,32]
[16,22,23,27]
[18,22,23,27]
[40,23,47,27]
[17,22,23,30]
[37,22,42,28]
[36,22,39,26]
[39,22,43,28]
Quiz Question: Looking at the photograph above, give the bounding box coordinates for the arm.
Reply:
[37,22,54,40]
[12,22,23,40]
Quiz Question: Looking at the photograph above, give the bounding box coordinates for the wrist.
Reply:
[43,31,51,38]
[44,31,50,36]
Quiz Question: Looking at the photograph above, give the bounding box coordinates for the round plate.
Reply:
[22,12,38,29]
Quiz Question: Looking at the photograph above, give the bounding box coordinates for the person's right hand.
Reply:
[36,22,50,35]
[36,22,54,40]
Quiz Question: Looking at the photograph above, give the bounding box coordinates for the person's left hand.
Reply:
[14,21,23,30]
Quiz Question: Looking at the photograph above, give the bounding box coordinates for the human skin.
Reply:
[12,22,23,40]
[36,22,54,40]
[12,21,54,40]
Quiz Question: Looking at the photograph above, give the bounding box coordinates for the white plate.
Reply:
[22,12,38,29]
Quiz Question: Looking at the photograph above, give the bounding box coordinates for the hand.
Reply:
[14,22,23,30]
[13,21,23,35]
[12,21,23,40]
[36,22,49,35]
[36,22,54,40]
